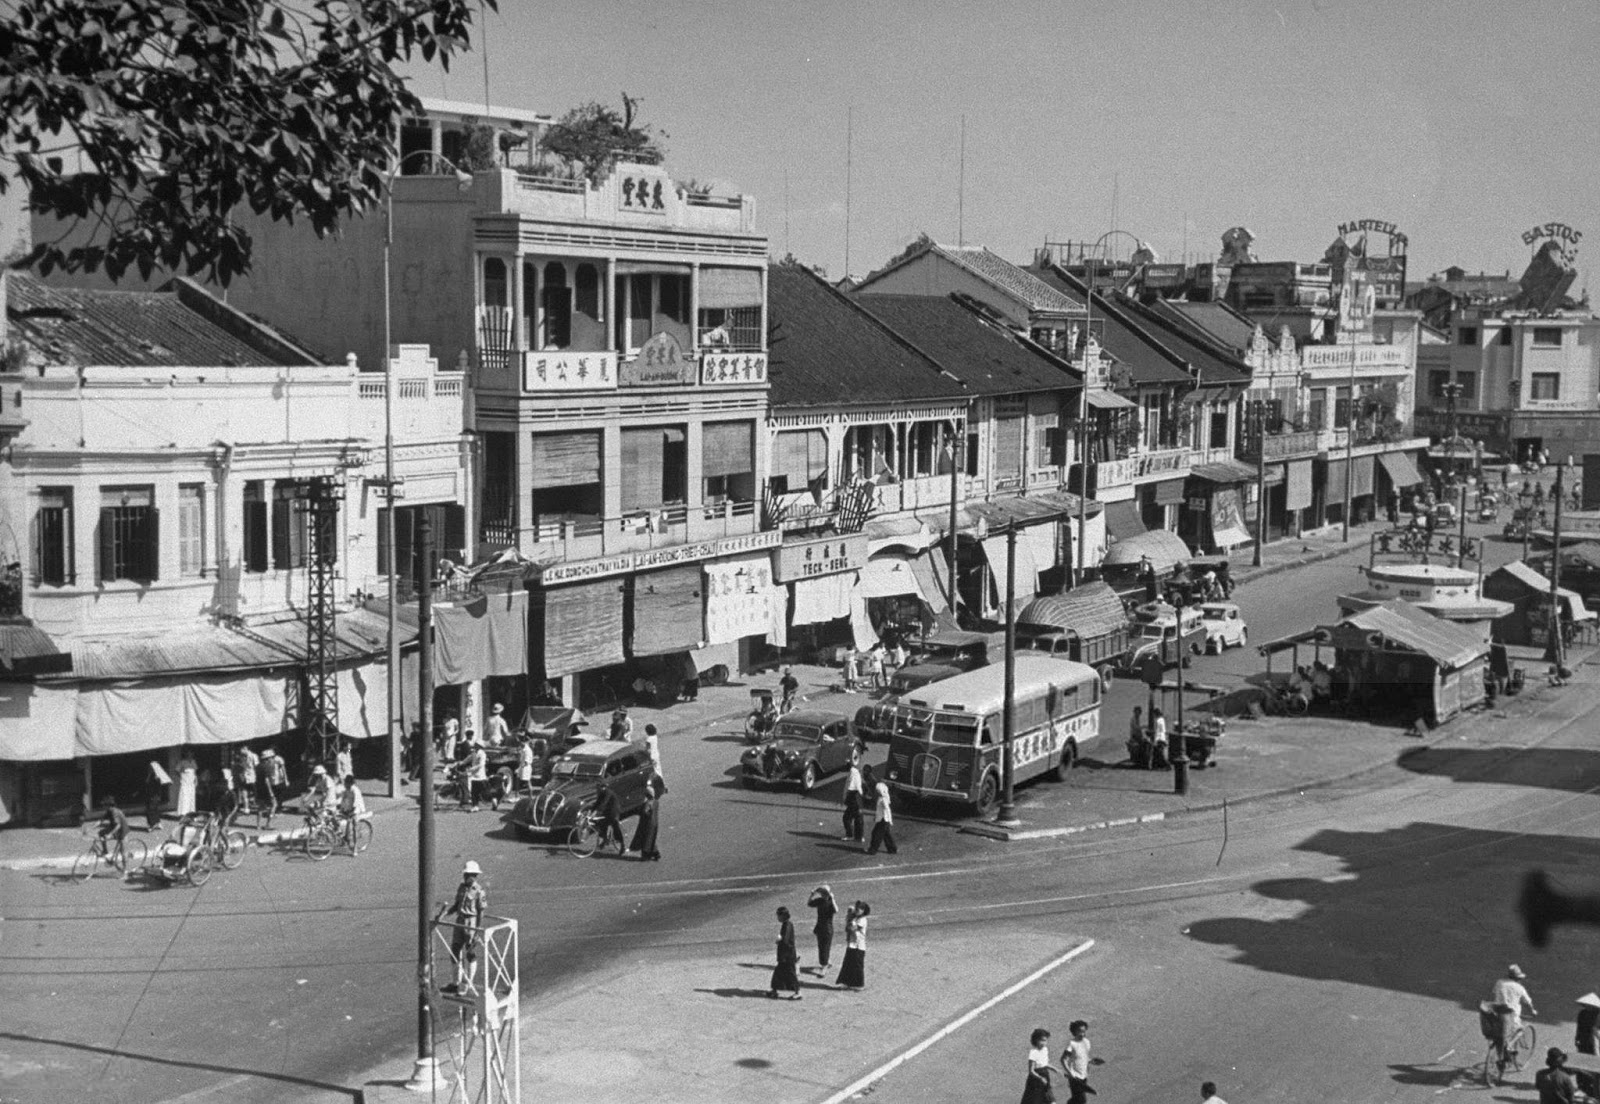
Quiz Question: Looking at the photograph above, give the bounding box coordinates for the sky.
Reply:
[403,0,1600,288]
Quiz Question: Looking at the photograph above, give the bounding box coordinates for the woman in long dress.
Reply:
[768,907,801,999]
[835,901,870,990]
[175,749,198,817]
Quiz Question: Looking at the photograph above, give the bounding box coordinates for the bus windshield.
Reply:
[894,706,981,746]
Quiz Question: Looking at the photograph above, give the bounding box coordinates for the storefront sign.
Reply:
[1300,344,1409,373]
[536,530,781,584]
[704,555,778,644]
[621,332,696,387]
[523,351,618,392]
[700,352,768,385]
[773,533,869,583]
[618,171,668,215]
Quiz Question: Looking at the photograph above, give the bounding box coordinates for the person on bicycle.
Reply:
[1491,964,1538,1068]
[97,795,129,849]
[779,668,799,714]
[592,781,625,853]
[337,774,366,852]
[304,764,335,816]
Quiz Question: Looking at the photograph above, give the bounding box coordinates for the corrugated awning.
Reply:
[1086,389,1138,410]
[0,622,72,675]
[1379,451,1424,488]
[1191,459,1259,484]
[1339,601,1487,669]
[1105,501,1146,541]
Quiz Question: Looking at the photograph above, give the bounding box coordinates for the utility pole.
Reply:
[409,513,439,1089]
[1252,401,1267,567]
[947,412,965,617]
[1551,463,1567,668]
[997,523,1019,827]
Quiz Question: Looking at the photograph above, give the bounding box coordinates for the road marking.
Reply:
[816,938,1095,1104]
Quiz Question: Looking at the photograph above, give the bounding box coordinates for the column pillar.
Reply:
[514,425,534,555]
[603,257,615,335]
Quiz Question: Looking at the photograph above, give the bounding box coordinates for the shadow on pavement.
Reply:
[0,1030,359,1100]
[1398,746,1600,794]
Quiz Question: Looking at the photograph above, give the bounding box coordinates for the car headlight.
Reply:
[887,769,898,780]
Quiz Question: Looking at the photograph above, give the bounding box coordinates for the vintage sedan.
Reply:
[740,710,863,791]
[502,738,653,839]
[1199,602,1249,653]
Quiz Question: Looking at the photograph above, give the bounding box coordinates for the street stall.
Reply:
[1258,599,1489,726]
[1482,561,1597,648]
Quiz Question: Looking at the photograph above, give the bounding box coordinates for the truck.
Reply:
[1015,582,1133,689]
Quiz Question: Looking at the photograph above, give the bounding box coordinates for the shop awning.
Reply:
[535,578,625,678]
[0,622,71,675]
[1101,528,1192,572]
[791,571,856,626]
[1105,501,1146,542]
[432,590,529,685]
[630,565,704,657]
[1379,451,1424,488]
[980,535,1039,609]
[1339,600,1486,669]
[1191,459,1259,484]
[1152,478,1187,507]
[1285,460,1314,512]
[1210,488,1252,548]
[1495,561,1597,623]
[861,556,925,600]
[1086,389,1138,410]
[75,672,296,757]
[0,681,80,760]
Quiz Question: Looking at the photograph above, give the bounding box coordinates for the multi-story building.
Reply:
[1411,248,1600,466]
[0,274,469,825]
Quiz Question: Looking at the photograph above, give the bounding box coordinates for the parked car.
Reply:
[740,709,863,791]
[501,738,653,839]
[1199,602,1248,653]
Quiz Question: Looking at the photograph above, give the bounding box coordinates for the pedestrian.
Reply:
[628,767,666,861]
[643,723,662,776]
[144,760,169,831]
[843,648,859,691]
[609,707,633,741]
[440,861,487,993]
[338,774,366,852]
[1059,1020,1094,1104]
[780,667,799,712]
[515,736,535,798]
[1022,1027,1057,1104]
[1127,706,1145,768]
[1200,1081,1228,1104]
[485,702,511,748]
[176,746,198,817]
[1216,560,1232,599]
[868,646,886,691]
[257,748,285,830]
[466,742,489,811]
[233,744,259,815]
[593,781,625,854]
[1537,1047,1577,1104]
[835,901,870,990]
[441,711,460,764]
[842,751,865,842]
[807,885,837,974]
[1150,707,1168,768]
[334,741,352,785]
[867,773,897,855]
[769,906,802,999]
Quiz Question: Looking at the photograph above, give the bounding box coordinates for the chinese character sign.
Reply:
[619,173,668,215]
[522,351,619,392]
[699,353,768,386]
[704,555,779,644]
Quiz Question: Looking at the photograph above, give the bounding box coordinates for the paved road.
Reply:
[0,518,1572,1103]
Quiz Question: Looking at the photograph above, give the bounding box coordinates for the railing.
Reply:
[513,172,586,195]
[871,475,961,515]
[354,376,466,400]
[489,500,762,559]
[1241,429,1320,461]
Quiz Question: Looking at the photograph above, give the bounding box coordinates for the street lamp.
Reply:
[380,149,472,1094]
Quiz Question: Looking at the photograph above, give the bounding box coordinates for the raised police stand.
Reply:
[416,914,520,1103]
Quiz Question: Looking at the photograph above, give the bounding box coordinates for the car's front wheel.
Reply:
[800,762,818,791]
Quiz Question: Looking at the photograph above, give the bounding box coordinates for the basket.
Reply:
[1478,1002,1500,1041]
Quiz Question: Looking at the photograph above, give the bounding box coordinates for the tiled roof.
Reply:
[765,264,967,409]
[1025,265,1196,387]
[1113,297,1251,388]
[6,274,319,368]
[1147,300,1260,356]
[850,294,1080,396]
[931,244,1084,315]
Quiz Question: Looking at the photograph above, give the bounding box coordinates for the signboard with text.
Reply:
[773,533,869,583]
[537,530,781,585]
[621,332,696,387]
[523,351,618,392]
[700,352,768,386]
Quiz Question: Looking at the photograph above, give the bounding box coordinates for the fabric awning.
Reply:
[1152,478,1187,507]
[703,420,755,477]
[1086,389,1138,410]
[1101,528,1192,572]
[0,682,80,760]
[908,552,948,610]
[1285,460,1314,512]
[1494,562,1597,623]
[980,535,1039,609]
[1105,501,1146,541]
[861,556,925,600]
[1190,459,1259,484]
[1379,451,1424,488]
[530,431,602,489]
[536,578,625,679]
[698,266,763,309]
[1351,454,1375,498]
[432,590,529,686]
[76,673,295,756]
[791,571,856,626]
[630,565,704,656]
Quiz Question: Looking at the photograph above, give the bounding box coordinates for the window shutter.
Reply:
[272,497,290,569]
[702,421,754,478]
[97,508,114,582]
[244,499,268,573]
[445,505,466,557]
[144,507,160,581]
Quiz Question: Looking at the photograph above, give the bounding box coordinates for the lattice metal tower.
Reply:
[296,476,344,764]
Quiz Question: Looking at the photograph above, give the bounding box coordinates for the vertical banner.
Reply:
[704,555,778,644]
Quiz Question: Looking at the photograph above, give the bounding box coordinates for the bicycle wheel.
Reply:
[305,823,334,862]
[1511,1024,1536,1072]
[353,820,373,854]
[567,821,598,858]
[118,838,149,874]
[1482,1044,1499,1087]
[217,830,247,870]
[186,848,214,886]
[71,846,102,882]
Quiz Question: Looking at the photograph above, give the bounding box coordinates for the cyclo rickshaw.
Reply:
[743,688,781,743]
[150,811,247,886]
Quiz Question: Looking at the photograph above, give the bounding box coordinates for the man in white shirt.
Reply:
[467,745,489,811]
[338,774,366,853]
[484,703,511,748]
[841,756,864,842]
[866,777,897,855]
[1491,964,1537,1069]
[1060,1020,1093,1104]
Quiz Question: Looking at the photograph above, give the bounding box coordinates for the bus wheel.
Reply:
[1097,665,1115,691]
[973,773,999,818]
[1054,740,1078,782]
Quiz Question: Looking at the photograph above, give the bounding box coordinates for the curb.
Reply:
[1233,537,1365,588]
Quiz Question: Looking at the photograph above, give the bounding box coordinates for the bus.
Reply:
[882,654,1101,816]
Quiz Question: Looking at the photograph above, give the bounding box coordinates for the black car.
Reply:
[502,738,653,838]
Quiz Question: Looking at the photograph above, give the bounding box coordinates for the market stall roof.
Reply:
[1340,601,1487,669]
[1017,581,1128,637]
[1491,561,1597,622]
[1101,528,1192,572]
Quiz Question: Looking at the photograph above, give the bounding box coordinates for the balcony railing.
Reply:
[485,500,761,559]
[871,474,966,515]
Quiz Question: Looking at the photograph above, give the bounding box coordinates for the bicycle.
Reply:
[303,809,373,861]
[1482,1019,1536,1086]
[565,808,625,859]
[204,817,249,872]
[72,832,148,882]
